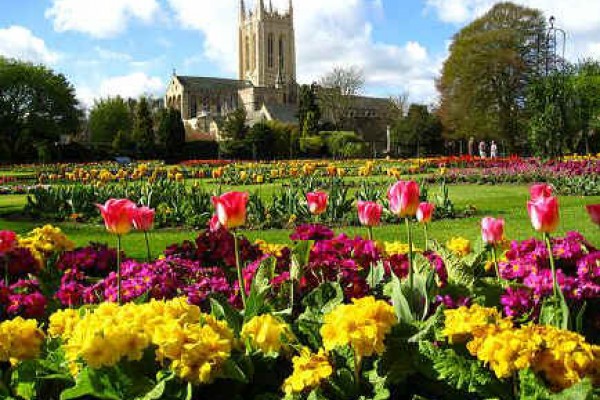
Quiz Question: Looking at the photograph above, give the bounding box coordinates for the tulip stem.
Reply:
[405,218,414,303]
[368,226,375,290]
[143,231,152,263]
[116,235,122,305]
[424,224,429,252]
[234,232,247,308]
[491,245,500,281]
[353,349,362,392]
[544,233,559,298]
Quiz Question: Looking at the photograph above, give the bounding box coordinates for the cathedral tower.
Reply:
[239,0,296,89]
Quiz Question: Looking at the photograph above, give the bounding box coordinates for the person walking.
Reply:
[468,137,475,157]
[490,140,498,159]
[478,140,487,158]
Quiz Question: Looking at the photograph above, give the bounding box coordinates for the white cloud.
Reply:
[45,0,160,38]
[94,46,132,62]
[0,26,59,64]
[166,0,440,103]
[98,72,164,99]
[425,0,600,61]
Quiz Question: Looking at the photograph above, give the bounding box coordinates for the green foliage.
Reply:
[298,84,321,135]
[324,131,368,159]
[0,57,81,162]
[417,341,510,399]
[112,130,132,154]
[438,2,546,150]
[247,122,275,159]
[89,97,133,144]
[300,135,324,156]
[157,108,186,159]
[218,108,249,158]
[392,104,443,157]
[527,71,577,157]
[132,97,155,156]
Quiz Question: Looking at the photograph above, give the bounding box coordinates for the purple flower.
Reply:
[290,224,335,241]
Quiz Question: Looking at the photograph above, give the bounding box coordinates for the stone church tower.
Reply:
[238,0,296,89]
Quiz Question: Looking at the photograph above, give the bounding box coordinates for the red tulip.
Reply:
[0,230,17,255]
[388,180,420,218]
[132,206,155,232]
[357,201,383,227]
[416,202,435,224]
[527,196,560,233]
[209,214,221,232]
[306,191,328,215]
[481,217,505,245]
[530,183,553,201]
[587,204,600,226]
[96,199,137,235]
[212,192,249,229]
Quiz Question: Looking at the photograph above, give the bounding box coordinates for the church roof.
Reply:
[175,75,253,91]
[262,103,298,124]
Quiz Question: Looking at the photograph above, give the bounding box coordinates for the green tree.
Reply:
[573,60,600,154]
[112,130,132,154]
[437,2,547,150]
[132,96,155,156]
[0,57,81,161]
[157,108,186,158]
[247,121,275,159]
[298,84,320,134]
[89,97,133,145]
[392,104,444,156]
[218,108,248,158]
[527,69,577,157]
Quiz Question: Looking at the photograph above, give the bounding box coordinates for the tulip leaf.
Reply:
[210,295,243,335]
[390,274,414,323]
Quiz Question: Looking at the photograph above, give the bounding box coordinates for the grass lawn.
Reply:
[1,184,598,259]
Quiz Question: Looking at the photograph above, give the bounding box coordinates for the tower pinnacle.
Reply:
[239,0,245,20]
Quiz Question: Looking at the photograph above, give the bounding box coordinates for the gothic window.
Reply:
[278,36,285,71]
[245,36,250,71]
[267,33,274,68]
[190,95,197,118]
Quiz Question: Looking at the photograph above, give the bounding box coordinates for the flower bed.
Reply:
[0,183,598,399]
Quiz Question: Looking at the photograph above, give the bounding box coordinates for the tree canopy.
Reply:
[437,2,547,150]
[89,97,133,145]
[0,57,81,162]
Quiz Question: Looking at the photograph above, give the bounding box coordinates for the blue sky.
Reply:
[1,0,598,107]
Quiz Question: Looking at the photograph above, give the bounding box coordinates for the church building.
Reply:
[164,0,390,146]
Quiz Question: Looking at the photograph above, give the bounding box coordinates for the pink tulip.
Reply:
[481,217,505,245]
[416,202,435,224]
[209,214,222,232]
[96,199,137,235]
[587,204,600,226]
[212,192,249,229]
[306,192,328,215]
[388,180,420,218]
[357,201,383,227]
[0,230,17,255]
[527,196,560,233]
[132,206,155,232]
[530,183,553,201]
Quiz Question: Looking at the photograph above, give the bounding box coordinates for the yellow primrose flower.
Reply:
[321,296,396,358]
[283,348,333,395]
[241,314,295,354]
[0,317,45,364]
[446,237,471,257]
